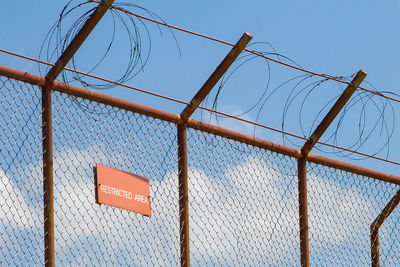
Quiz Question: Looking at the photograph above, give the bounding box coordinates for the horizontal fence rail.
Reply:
[0,69,399,266]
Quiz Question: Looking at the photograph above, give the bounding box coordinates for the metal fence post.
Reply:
[177,124,190,266]
[298,70,367,266]
[40,1,115,265]
[371,189,400,267]
[298,156,309,266]
[42,85,54,266]
[177,32,252,266]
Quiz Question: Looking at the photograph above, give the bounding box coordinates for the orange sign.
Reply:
[95,164,151,216]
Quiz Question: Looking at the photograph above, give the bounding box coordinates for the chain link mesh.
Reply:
[187,128,300,266]
[0,76,399,265]
[378,194,400,264]
[0,77,44,265]
[307,162,400,265]
[52,92,179,265]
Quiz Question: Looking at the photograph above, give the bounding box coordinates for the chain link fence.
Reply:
[307,162,400,265]
[0,77,44,265]
[187,129,299,266]
[378,196,400,265]
[0,78,44,265]
[52,91,179,265]
[0,75,399,265]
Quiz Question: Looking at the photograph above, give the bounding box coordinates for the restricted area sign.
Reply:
[95,164,151,216]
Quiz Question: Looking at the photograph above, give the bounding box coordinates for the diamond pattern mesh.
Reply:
[307,162,400,265]
[0,76,399,265]
[52,92,179,265]
[0,78,44,265]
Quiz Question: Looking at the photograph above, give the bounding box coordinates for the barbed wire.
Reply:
[39,0,180,90]
[1,0,400,166]
[203,41,395,161]
[97,0,400,104]
[0,47,399,166]
[90,0,400,161]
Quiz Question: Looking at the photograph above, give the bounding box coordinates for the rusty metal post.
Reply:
[298,156,309,266]
[301,70,367,156]
[176,32,252,267]
[42,84,54,266]
[177,124,190,266]
[371,189,400,267]
[298,70,367,267]
[45,0,115,82]
[41,1,115,266]
[180,32,252,121]
[371,227,380,267]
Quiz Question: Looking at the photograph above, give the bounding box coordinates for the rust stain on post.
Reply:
[177,124,190,266]
[371,227,380,267]
[42,85,54,266]
[180,32,252,121]
[370,189,400,267]
[41,1,115,266]
[298,70,366,267]
[298,157,310,267]
[177,32,252,266]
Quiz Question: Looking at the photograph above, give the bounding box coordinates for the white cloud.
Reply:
[1,144,396,265]
[307,175,373,243]
[51,145,180,265]
[188,155,299,265]
[0,167,43,265]
[204,104,256,136]
[0,169,40,229]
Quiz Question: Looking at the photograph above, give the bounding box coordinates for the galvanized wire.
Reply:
[0,75,399,265]
[0,78,44,265]
[307,162,400,265]
[187,128,300,266]
[378,197,400,265]
[52,92,179,265]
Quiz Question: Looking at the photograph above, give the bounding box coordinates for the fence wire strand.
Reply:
[187,128,299,265]
[52,91,179,265]
[307,162,400,265]
[0,76,399,265]
[0,78,44,265]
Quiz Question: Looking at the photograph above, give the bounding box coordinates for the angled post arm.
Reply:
[177,32,252,267]
[297,70,367,267]
[370,189,400,267]
[41,1,115,266]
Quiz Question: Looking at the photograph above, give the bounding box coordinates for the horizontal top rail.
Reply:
[0,64,399,185]
[1,49,400,167]
[0,65,180,124]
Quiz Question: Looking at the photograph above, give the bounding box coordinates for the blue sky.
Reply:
[0,1,400,265]
[1,0,399,175]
